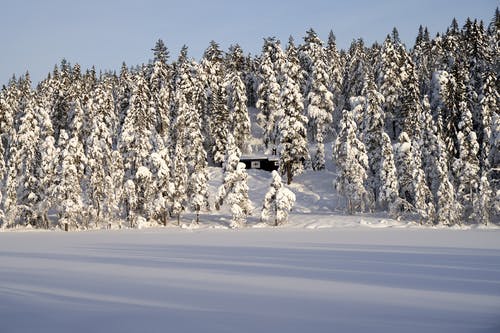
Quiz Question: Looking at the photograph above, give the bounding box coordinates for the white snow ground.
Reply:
[1,228,499,333]
[1,159,499,332]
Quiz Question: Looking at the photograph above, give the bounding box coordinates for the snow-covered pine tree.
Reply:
[225,64,251,154]
[378,132,400,216]
[256,37,283,149]
[108,150,125,227]
[333,110,369,214]
[377,34,404,139]
[53,130,86,229]
[134,165,155,225]
[216,134,252,228]
[11,74,42,226]
[325,30,343,114]
[434,136,461,226]
[278,38,309,184]
[301,29,333,170]
[399,53,423,140]
[170,90,188,226]
[123,179,137,228]
[360,71,385,206]
[149,39,172,142]
[412,25,432,96]
[395,131,434,222]
[86,80,116,226]
[185,61,210,223]
[118,70,155,179]
[201,41,229,165]
[340,39,368,124]
[261,170,295,226]
[452,99,480,223]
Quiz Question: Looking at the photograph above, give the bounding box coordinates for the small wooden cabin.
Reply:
[240,155,279,171]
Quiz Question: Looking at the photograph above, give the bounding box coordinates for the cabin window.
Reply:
[251,161,261,169]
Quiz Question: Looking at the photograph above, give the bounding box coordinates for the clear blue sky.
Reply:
[0,0,496,84]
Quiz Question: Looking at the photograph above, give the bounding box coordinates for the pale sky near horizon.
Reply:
[0,0,496,84]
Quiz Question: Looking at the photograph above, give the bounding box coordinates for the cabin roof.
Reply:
[241,155,279,161]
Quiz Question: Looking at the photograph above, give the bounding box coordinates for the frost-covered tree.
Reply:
[395,132,434,221]
[377,35,405,139]
[12,77,41,226]
[216,134,252,227]
[186,62,210,222]
[360,72,386,204]
[86,81,116,225]
[325,30,343,111]
[118,70,155,179]
[201,41,229,164]
[261,170,296,226]
[434,137,461,226]
[149,39,172,142]
[378,132,400,216]
[226,68,251,154]
[256,37,283,148]
[452,101,480,222]
[53,130,86,229]
[278,38,309,184]
[302,29,333,170]
[170,100,188,226]
[333,110,370,213]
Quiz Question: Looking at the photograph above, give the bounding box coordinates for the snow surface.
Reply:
[1,227,499,333]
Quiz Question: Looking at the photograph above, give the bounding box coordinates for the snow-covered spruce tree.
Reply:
[134,165,155,225]
[434,136,461,226]
[333,110,370,214]
[377,34,404,140]
[399,53,423,140]
[325,30,343,114]
[53,130,86,229]
[123,179,137,228]
[185,61,210,223]
[118,70,155,180]
[108,150,125,227]
[201,41,229,165]
[148,150,170,225]
[216,134,252,228]
[11,74,42,226]
[479,71,498,171]
[395,132,434,222]
[33,95,58,229]
[378,132,400,216]
[149,39,172,142]
[301,29,333,170]
[86,81,116,226]
[170,89,189,226]
[278,38,309,184]
[256,37,283,148]
[261,170,295,226]
[452,100,480,223]
[360,72,386,206]
[225,65,251,154]
[412,25,432,96]
[340,39,368,122]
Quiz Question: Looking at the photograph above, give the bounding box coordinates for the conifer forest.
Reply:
[0,10,498,230]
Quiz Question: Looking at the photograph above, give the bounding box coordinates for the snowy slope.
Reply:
[0,228,499,333]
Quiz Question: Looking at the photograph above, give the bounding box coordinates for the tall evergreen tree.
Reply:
[278,38,309,184]
[216,134,252,228]
[333,110,370,213]
[256,37,283,148]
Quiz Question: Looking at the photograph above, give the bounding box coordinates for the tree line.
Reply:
[0,9,498,229]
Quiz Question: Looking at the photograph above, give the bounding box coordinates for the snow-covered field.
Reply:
[1,227,499,333]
